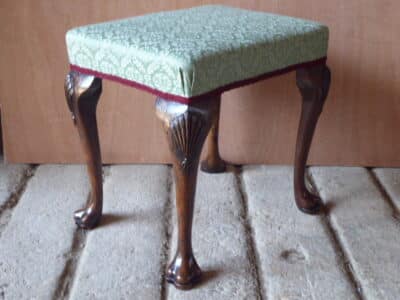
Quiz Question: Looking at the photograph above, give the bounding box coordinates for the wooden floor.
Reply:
[0,160,399,299]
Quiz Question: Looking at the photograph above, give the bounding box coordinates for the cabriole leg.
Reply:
[155,96,218,289]
[65,70,103,229]
[294,64,331,214]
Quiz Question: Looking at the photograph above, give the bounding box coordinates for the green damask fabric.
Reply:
[66,5,328,99]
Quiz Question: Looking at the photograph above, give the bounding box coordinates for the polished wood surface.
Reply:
[1,0,399,166]
[65,71,103,229]
[155,96,219,289]
[200,96,227,173]
[294,64,331,214]
[64,65,330,289]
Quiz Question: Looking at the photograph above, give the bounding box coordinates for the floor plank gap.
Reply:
[0,164,37,238]
[307,169,365,300]
[368,169,400,222]
[52,228,87,300]
[235,165,266,300]
[53,165,111,300]
[160,165,173,300]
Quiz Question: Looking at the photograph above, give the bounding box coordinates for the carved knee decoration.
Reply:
[155,96,218,289]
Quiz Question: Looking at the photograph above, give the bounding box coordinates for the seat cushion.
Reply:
[66,5,328,103]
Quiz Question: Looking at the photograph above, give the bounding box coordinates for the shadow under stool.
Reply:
[64,4,331,290]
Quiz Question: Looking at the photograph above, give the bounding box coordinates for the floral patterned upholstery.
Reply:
[66,5,328,102]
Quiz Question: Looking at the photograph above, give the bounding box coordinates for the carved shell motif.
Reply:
[169,112,206,170]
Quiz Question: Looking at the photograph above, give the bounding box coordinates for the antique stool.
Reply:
[64,5,330,289]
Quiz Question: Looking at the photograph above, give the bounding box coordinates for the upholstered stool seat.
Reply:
[64,4,331,290]
[66,5,328,102]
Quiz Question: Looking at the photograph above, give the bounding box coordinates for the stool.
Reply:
[64,5,330,289]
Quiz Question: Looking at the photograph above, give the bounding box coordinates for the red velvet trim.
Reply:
[70,57,327,104]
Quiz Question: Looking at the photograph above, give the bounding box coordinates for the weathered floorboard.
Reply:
[0,165,88,299]
[168,169,259,299]
[70,165,170,300]
[242,166,358,300]
[311,167,400,300]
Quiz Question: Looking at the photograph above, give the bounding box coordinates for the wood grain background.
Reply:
[0,0,399,166]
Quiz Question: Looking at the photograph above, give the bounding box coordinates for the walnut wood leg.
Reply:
[294,64,331,214]
[155,96,218,289]
[65,70,103,229]
[200,95,226,173]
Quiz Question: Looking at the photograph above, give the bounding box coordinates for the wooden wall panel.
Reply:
[0,0,399,166]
